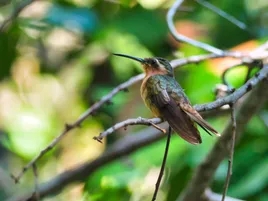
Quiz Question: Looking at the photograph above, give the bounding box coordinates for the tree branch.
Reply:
[221,105,236,201]
[169,52,245,67]
[195,0,248,31]
[93,117,163,141]
[167,0,224,55]
[152,126,172,201]
[32,164,39,201]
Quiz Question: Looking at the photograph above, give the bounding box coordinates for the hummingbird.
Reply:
[113,53,220,144]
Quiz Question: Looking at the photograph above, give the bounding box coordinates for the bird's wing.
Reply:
[167,78,220,137]
[149,77,202,144]
[179,102,220,136]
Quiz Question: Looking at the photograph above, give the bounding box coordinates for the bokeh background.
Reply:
[0,0,268,200]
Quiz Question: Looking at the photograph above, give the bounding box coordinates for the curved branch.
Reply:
[94,117,163,141]
[167,0,224,55]
[195,0,248,31]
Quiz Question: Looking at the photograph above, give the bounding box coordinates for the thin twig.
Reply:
[221,63,242,92]
[0,0,38,32]
[149,122,166,134]
[32,164,39,201]
[243,60,263,83]
[195,0,248,31]
[167,0,224,55]
[221,59,263,91]
[170,52,245,67]
[93,117,164,142]
[221,104,236,201]
[94,108,230,142]
[152,126,172,201]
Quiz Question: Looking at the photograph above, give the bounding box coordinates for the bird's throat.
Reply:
[145,69,167,77]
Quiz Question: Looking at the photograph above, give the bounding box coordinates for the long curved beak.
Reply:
[113,53,144,63]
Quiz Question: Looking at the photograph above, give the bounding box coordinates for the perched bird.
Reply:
[113,53,220,144]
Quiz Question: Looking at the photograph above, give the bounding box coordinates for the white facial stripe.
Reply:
[153,59,165,71]
[159,64,167,72]
[154,58,160,66]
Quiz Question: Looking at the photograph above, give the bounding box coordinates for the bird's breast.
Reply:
[140,75,162,117]
[140,75,150,101]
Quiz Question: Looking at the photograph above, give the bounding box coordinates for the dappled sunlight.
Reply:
[0,52,104,169]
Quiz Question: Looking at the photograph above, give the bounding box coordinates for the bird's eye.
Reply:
[151,59,158,66]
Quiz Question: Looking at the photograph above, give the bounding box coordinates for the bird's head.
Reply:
[113,53,174,77]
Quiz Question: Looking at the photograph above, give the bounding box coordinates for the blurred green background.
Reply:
[0,0,268,201]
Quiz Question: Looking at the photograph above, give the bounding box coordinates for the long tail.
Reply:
[180,103,221,137]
